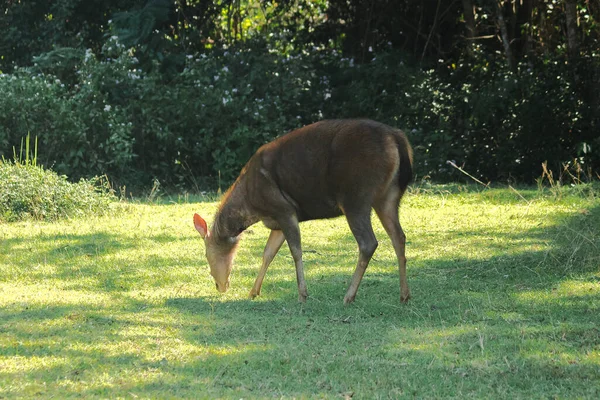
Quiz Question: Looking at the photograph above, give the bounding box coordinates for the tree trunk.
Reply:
[565,0,579,60]
[496,1,516,72]
[462,0,476,57]
[462,0,476,40]
[515,0,535,61]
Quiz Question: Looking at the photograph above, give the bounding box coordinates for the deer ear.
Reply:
[193,213,209,239]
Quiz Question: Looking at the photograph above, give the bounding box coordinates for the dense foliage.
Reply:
[0,1,598,189]
[0,160,115,222]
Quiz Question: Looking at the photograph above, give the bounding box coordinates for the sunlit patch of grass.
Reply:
[1,185,599,398]
[516,280,600,305]
[0,284,113,306]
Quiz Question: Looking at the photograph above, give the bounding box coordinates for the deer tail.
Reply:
[395,131,413,192]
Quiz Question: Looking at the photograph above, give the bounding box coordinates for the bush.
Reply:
[0,64,135,183]
[0,160,115,222]
[0,37,598,189]
[0,39,335,188]
[419,56,600,183]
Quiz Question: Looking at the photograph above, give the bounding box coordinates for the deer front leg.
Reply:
[279,217,308,302]
[249,229,286,299]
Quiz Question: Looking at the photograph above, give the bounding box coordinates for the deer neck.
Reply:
[212,182,259,241]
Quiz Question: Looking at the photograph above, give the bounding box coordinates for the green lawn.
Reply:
[1,186,599,398]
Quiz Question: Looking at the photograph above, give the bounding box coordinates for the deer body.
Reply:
[194,119,413,303]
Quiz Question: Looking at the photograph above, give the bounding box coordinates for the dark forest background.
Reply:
[1,0,598,190]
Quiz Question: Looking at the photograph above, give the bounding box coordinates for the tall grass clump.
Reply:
[0,161,115,222]
[0,136,116,222]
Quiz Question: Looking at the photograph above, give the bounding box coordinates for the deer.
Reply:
[193,119,413,304]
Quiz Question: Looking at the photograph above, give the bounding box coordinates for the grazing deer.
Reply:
[194,119,413,304]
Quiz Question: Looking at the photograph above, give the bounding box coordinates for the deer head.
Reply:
[193,213,239,293]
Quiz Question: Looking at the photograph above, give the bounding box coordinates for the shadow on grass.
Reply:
[169,203,598,397]
[0,230,199,292]
[1,202,598,397]
[163,203,600,396]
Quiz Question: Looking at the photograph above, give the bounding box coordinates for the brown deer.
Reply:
[193,119,413,304]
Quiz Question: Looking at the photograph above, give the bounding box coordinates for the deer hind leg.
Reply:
[249,229,286,299]
[343,208,378,305]
[374,187,410,302]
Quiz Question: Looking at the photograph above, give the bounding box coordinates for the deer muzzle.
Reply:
[215,280,230,293]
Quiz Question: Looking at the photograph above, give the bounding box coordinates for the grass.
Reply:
[0,160,115,223]
[1,185,599,398]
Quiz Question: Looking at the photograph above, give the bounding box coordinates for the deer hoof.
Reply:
[298,293,308,303]
[400,292,411,303]
[249,290,259,299]
[343,294,355,305]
